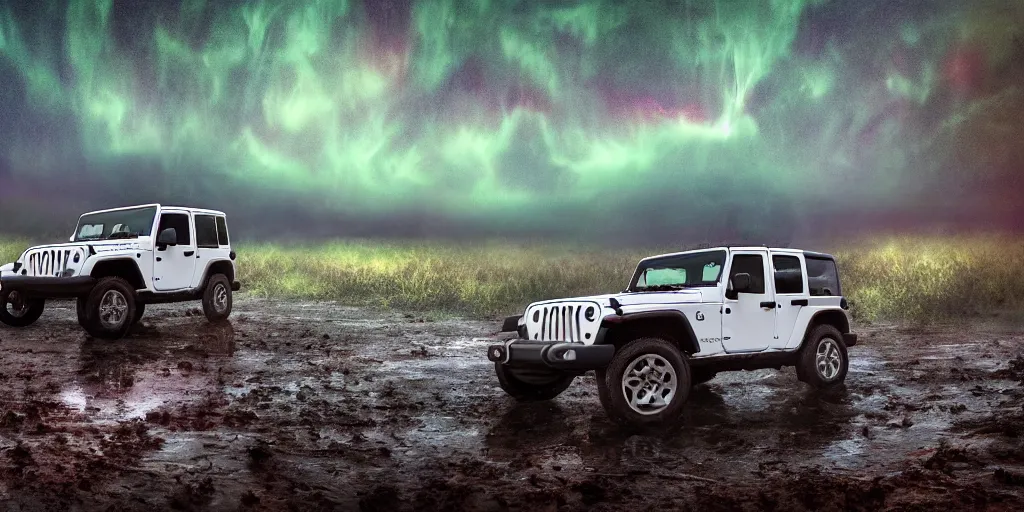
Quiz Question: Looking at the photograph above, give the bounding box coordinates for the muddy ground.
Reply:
[2,297,1024,511]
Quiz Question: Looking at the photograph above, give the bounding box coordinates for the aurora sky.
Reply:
[0,0,1022,241]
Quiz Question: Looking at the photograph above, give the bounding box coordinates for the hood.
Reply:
[18,238,151,258]
[15,238,151,277]
[529,289,704,309]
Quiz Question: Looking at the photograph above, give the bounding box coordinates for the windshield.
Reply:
[73,206,158,242]
[629,250,727,291]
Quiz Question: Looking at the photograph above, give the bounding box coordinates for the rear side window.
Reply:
[773,255,804,294]
[195,215,219,248]
[216,216,229,245]
[806,257,841,296]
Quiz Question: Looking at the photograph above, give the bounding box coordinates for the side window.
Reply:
[216,216,229,246]
[806,257,841,296]
[157,213,191,245]
[195,215,219,249]
[729,254,765,294]
[773,255,804,294]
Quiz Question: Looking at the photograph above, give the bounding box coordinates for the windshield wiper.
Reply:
[107,232,138,240]
[635,284,689,292]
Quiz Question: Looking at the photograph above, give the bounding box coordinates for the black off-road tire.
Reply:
[0,289,44,328]
[495,363,575,401]
[595,369,614,411]
[133,303,146,325]
[76,297,89,328]
[796,324,849,389]
[202,274,232,323]
[600,338,691,427]
[83,277,137,340]
[691,368,717,386]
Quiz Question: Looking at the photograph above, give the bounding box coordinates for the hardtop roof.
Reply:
[640,246,835,262]
[80,204,227,217]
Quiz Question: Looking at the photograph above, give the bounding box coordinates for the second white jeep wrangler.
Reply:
[486,246,858,426]
[0,204,240,340]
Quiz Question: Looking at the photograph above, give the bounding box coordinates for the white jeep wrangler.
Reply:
[485,246,858,426]
[0,204,240,340]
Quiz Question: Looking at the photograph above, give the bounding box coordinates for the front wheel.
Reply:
[0,289,44,327]
[599,338,691,426]
[202,274,232,323]
[83,277,137,340]
[495,363,575,401]
[796,324,849,388]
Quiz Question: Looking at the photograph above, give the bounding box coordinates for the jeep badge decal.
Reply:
[695,311,704,321]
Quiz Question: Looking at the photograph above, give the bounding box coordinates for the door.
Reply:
[153,212,197,291]
[722,251,775,353]
[771,253,808,348]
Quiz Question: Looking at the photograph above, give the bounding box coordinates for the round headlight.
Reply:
[532,310,540,322]
[584,306,596,321]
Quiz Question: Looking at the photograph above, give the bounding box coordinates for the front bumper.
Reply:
[0,275,97,298]
[486,339,614,371]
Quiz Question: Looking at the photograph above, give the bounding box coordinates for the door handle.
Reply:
[183,251,195,257]
[156,257,162,262]
[791,299,808,306]
[724,307,731,314]
[760,301,777,309]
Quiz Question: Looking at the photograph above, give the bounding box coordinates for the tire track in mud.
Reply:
[1,298,1023,510]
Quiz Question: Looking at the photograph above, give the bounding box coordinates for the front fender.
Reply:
[79,252,140,275]
[600,310,701,354]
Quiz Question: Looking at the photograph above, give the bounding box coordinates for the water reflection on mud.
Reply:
[60,321,237,423]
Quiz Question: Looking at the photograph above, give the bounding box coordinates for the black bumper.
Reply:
[232,281,242,292]
[844,333,858,347]
[0,275,97,298]
[487,340,615,371]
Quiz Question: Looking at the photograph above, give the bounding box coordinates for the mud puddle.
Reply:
[2,297,1024,510]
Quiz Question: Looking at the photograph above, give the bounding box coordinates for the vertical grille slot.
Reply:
[576,306,583,342]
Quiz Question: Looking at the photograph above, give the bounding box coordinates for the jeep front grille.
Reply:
[23,248,85,277]
[524,301,602,343]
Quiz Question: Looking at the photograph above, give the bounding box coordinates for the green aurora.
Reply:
[0,0,1022,240]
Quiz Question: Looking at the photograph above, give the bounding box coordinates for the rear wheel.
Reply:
[796,324,849,389]
[83,277,136,340]
[599,338,691,426]
[202,274,232,323]
[0,289,44,327]
[495,364,575,401]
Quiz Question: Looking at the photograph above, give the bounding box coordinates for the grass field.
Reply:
[2,235,1022,323]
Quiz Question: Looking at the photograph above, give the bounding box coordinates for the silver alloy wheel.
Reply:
[816,337,842,380]
[621,353,678,415]
[5,291,27,318]
[98,290,128,329]
[213,283,228,313]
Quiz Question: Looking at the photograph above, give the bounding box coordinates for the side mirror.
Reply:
[726,273,752,300]
[156,228,177,250]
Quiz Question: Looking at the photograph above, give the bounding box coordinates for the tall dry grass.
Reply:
[2,235,1022,322]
